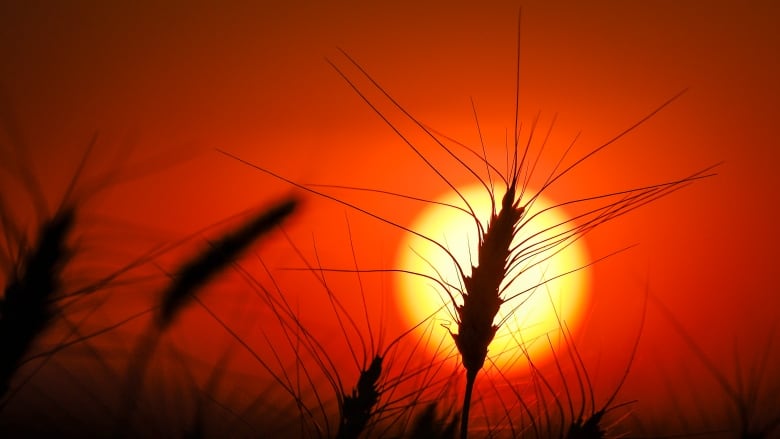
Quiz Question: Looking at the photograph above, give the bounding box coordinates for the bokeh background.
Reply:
[1,0,778,435]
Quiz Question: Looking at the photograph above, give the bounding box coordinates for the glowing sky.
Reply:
[1,0,779,434]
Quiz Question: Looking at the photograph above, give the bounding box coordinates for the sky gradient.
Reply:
[1,0,779,435]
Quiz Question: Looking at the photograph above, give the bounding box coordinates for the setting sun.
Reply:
[395,183,591,372]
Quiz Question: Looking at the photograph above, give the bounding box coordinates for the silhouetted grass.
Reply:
[338,355,383,439]
[208,226,465,438]
[0,207,74,398]
[223,54,717,438]
[651,297,780,439]
[116,197,298,434]
[0,13,748,439]
[0,128,748,439]
[0,134,140,409]
[157,197,297,330]
[221,36,718,437]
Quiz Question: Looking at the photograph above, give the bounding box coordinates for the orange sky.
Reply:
[2,0,779,435]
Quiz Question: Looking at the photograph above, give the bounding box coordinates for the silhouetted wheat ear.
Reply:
[114,197,298,436]
[156,196,298,329]
[336,355,383,439]
[454,185,522,374]
[454,184,524,439]
[566,413,605,439]
[0,207,74,398]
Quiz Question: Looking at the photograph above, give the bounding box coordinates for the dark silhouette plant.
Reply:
[0,11,731,438]
[221,38,717,437]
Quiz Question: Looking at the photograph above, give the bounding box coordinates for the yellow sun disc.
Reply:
[395,183,591,373]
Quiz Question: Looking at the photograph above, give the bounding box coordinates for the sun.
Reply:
[395,183,591,372]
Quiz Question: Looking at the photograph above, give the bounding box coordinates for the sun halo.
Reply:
[395,183,592,373]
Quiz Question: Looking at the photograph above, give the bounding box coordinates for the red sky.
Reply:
[1,0,779,435]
